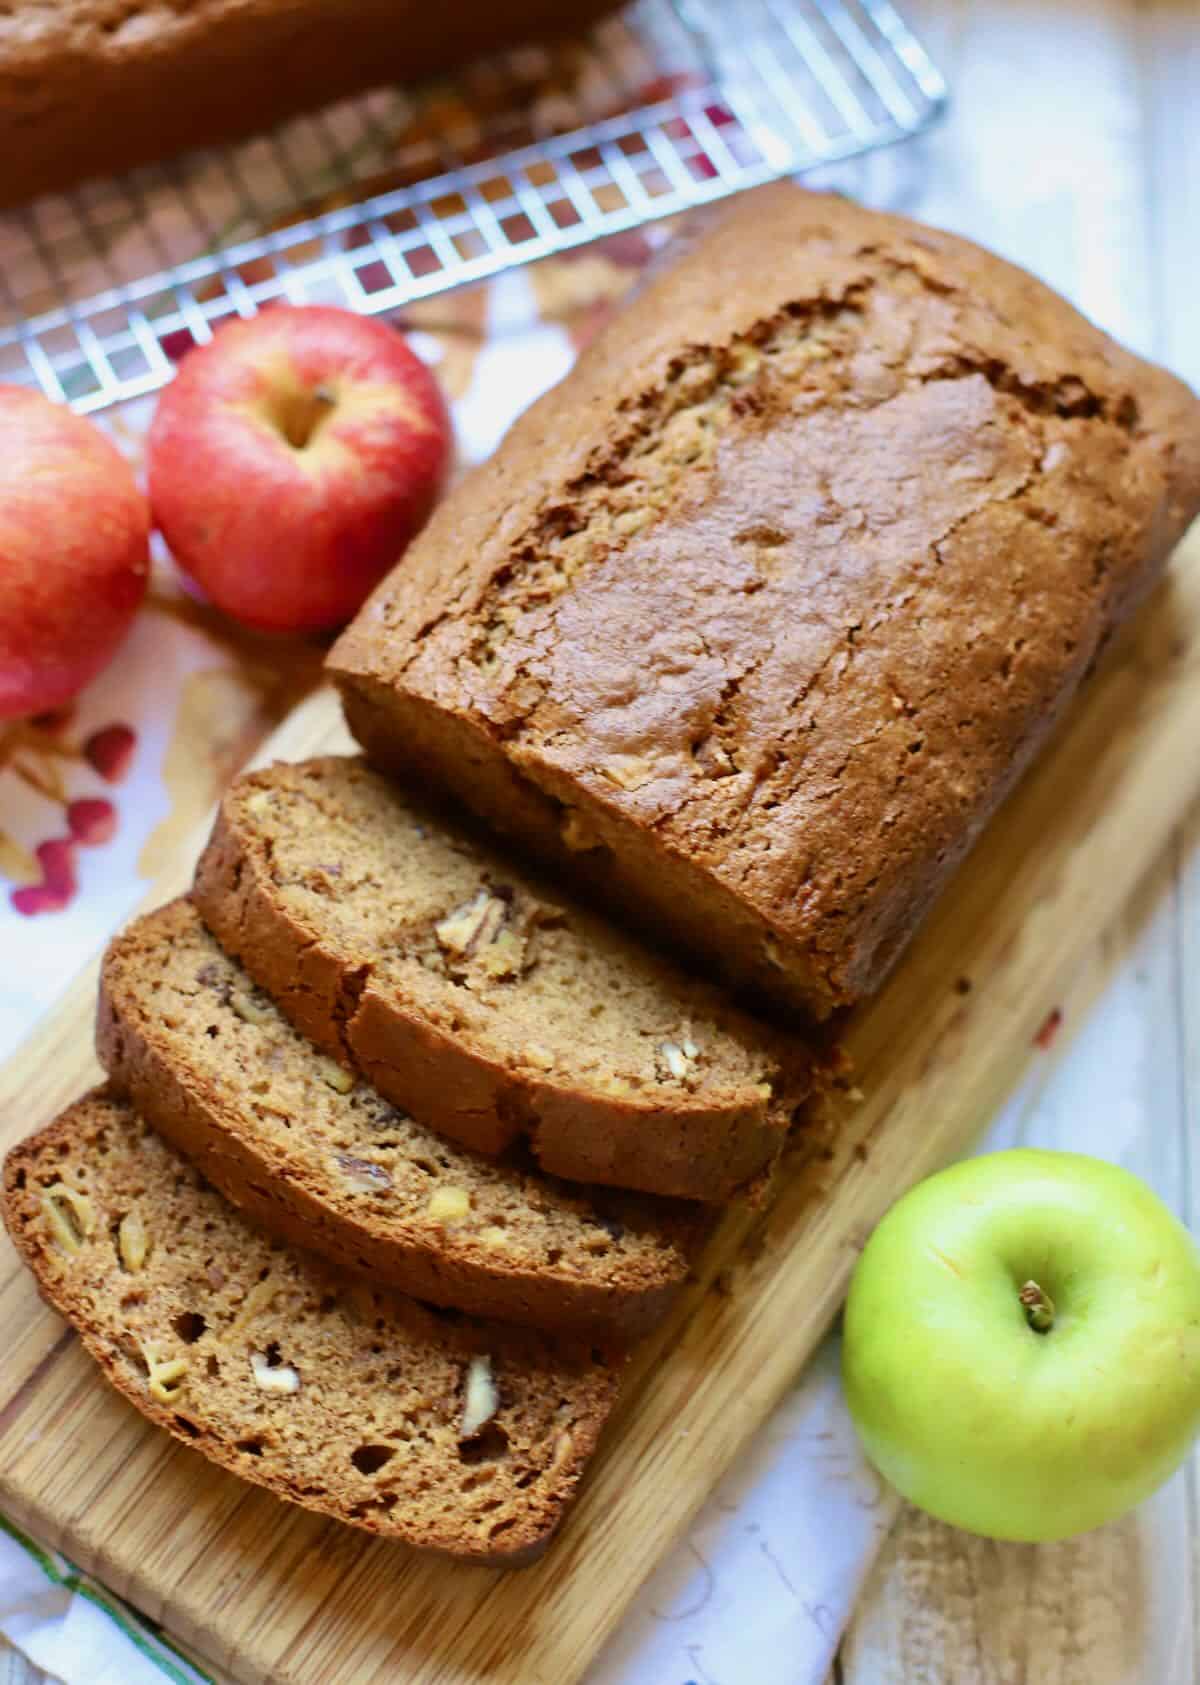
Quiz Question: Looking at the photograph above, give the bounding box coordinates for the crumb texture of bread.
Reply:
[329,184,1200,1019]
[1,1092,620,1564]
[192,756,815,1203]
[0,0,621,205]
[98,897,706,1336]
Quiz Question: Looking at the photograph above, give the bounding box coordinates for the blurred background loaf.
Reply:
[0,0,622,206]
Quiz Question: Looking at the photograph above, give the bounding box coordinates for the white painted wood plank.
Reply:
[1131,0,1200,1659]
[1172,804,1200,1676]
[839,0,1200,1677]
[1137,0,1200,387]
[843,846,1199,1683]
[0,1648,49,1685]
[903,0,1154,350]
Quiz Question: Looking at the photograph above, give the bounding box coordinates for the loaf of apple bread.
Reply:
[330,184,1200,1020]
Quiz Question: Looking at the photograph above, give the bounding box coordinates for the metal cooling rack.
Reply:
[0,0,946,416]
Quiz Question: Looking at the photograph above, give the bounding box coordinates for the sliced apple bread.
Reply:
[2,1091,620,1565]
[193,756,817,1202]
[97,899,703,1338]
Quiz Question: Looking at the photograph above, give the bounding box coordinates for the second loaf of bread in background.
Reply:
[0,0,625,206]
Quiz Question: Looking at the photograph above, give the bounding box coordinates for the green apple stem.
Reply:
[1019,1279,1055,1333]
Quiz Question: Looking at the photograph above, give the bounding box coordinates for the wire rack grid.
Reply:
[0,0,947,416]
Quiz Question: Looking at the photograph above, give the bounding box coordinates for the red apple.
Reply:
[0,386,150,721]
[147,305,452,633]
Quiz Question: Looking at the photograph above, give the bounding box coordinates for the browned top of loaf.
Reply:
[194,756,814,1201]
[2,1092,619,1564]
[330,184,1200,1016]
[98,897,702,1336]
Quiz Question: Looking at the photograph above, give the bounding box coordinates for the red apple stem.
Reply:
[279,386,337,450]
[1019,1279,1055,1333]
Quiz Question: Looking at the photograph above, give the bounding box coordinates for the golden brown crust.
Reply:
[97,898,706,1337]
[330,183,1200,1020]
[192,757,814,1202]
[0,0,622,206]
[2,1091,620,1565]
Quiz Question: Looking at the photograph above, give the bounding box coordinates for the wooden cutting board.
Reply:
[1,530,1199,1685]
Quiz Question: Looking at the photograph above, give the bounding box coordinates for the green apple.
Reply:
[842,1149,1200,1541]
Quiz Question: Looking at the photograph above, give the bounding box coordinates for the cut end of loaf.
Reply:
[195,755,817,1201]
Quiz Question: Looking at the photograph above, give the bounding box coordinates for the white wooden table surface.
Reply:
[836,0,1200,1677]
[2,1,1198,1680]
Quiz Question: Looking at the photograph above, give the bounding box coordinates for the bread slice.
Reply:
[97,899,703,1338]
[2,1091,620,1565]
[193,756,816,1203]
